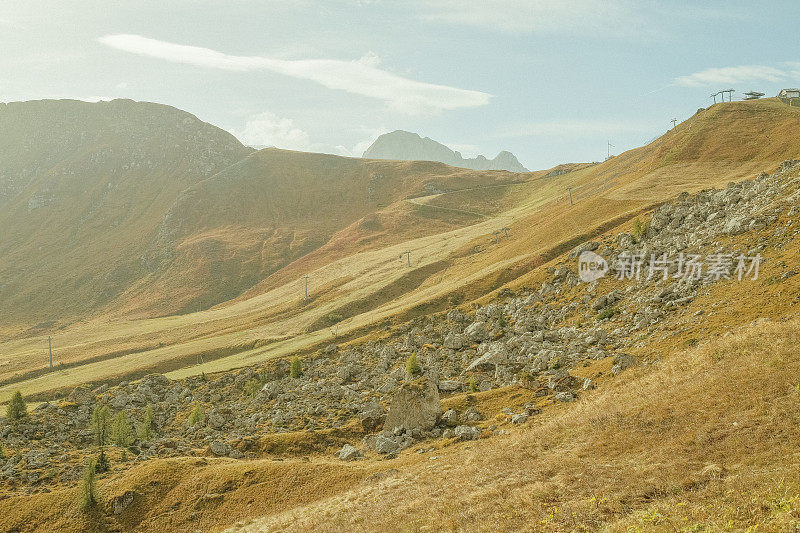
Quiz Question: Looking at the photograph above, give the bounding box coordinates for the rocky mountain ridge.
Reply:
[363,130,529,172]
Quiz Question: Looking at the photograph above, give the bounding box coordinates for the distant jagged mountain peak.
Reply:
[362,130,528,172]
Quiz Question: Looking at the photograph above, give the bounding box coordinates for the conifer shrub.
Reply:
[290,357,303,379]
[95,448,110,474]
[244,378,262,397]
[91,405,111,446]
[137,406,154,441]
[80,458,97,510]
[405,353,422,377]
[111,411,133,448]
[6,391,27,422]
[632,217,650,242]
[188,405,205,426]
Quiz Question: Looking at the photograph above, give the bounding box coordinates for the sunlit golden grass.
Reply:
[3,319,799,531]
[232,319,800,532]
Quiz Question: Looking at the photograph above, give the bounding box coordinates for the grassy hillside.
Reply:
[0,99,252,332]
[1,102,799,531]
[0,100,525,333]
[1,98,799,402]
[3,290,799,531]
[117,151,530,318]
[233,320,800,532]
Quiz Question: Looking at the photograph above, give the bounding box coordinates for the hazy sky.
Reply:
[3,1,800,169]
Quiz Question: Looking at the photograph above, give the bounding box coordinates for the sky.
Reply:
[2,0,800,170]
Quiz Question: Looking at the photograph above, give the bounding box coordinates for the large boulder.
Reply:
[384,378,441,432]
[464,321,489,342]
[466,342,509,372]
[443,332,464,350]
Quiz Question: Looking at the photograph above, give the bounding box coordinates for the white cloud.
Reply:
[416,0,635,34]
[98,34,491,114]
[675,65,786,87]
[231,112,311,151]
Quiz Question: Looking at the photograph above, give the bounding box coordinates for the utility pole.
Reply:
[567,187,574,206]
[606,141,614,160]
[671,118,677,129]
[302,274,309,301]
[400,250,411,267]
[48,336,53,369]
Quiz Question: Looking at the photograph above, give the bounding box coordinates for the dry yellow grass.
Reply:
[229,319,800,532]
[5,314,797,531]
[5,264,800,533]
[0,454,378,532]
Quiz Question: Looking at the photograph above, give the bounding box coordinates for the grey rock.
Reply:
[443,332,464,350]
[461,406,483,422]
[554,391,576,402]
[453,425,480,441]
[440,409,458,427]
[511,413,528,424]
[110,490,137,515]
[374,433,403,455]
[338,444,363,461]
[384,378,441,431]
[210,440,231,456]
[568,241,600,259]
[438,380,462,392]
[464,321,489,342]
[466,342,509,372]
[611,354,638,375]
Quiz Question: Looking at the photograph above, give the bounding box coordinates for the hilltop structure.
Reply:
[744,91,765,100]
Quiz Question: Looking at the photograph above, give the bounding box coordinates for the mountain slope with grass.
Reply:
[0,99,252,332]
[0,100,530,332]
[2,155,800,533]
[2,99,800,408]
